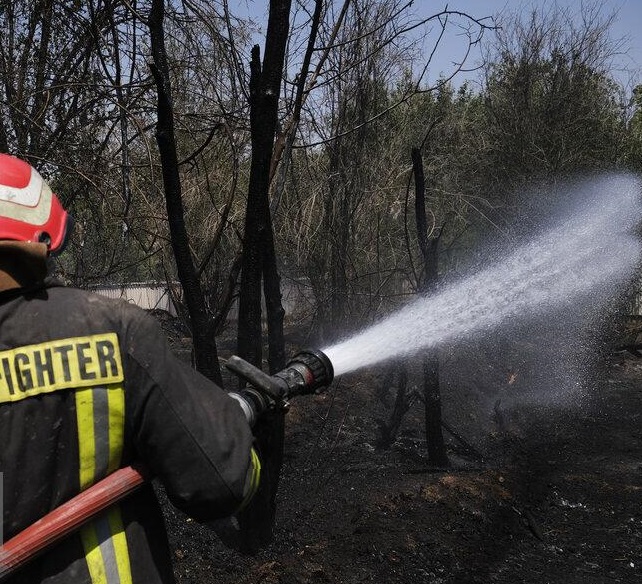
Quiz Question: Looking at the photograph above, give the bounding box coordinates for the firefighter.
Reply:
[0,153,261,583]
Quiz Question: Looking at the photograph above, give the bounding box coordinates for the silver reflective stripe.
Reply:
[92,387,110,480]
[94,515,121,584]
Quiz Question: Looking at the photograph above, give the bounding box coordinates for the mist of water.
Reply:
[323,174,642,377]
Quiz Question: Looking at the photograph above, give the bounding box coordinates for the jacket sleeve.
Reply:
[120,309,257,521]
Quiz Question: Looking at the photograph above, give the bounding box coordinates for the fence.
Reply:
[90,282,180,316]
[89,278,315,323]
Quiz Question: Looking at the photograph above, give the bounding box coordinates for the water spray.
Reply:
[323,174,642,377]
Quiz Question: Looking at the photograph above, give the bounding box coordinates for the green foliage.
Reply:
[624,85,642,170]
[483,5,629,199]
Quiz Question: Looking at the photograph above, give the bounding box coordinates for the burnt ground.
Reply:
[154,314,642,584]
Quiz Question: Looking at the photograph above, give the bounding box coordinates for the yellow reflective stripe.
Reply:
[79,507,132,584]
[106,385,125,474]
[76,385,125,489]
[74,359,131,582]
[249,447,261,496]
[108,507,133,584]
[238,447,261,511]
[80,522,108,584]
[75,388,96,491]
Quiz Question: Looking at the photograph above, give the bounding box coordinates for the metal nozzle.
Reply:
[274,349,334,396]
[225,348,334,402]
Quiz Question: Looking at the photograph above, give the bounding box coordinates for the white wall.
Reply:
[91,283,179,316]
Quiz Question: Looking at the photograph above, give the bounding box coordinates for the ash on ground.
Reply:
[153,310,642,584]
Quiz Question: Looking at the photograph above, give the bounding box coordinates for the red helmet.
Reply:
[0,153,72,255]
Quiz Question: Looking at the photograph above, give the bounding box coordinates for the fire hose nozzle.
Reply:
[275,349,334,396]
[225,349,334,425]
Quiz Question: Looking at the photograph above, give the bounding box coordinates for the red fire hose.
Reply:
[0,464,147,582]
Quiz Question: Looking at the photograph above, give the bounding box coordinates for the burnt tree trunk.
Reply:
[236,45,266,371]
[412,146,448,467]
[148,0,221,385]
[376,364,416,450]
[236,0,291,554]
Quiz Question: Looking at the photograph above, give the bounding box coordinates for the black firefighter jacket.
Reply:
[0,281,258,583]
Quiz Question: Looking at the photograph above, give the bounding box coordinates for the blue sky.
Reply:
[235,0,642,90]
[413,1,642,89]
[408,0,642,87]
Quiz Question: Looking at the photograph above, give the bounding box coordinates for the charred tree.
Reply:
[236,0,291,554]
[148,0,222,385]
[412,146,448,467]
[376,363,417,450]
